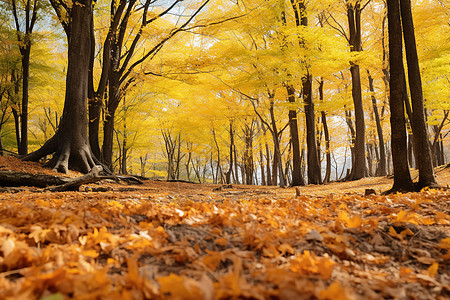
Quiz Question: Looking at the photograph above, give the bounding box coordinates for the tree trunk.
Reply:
[243,123,254,185]
[19,47,30,155]
[303,75,321,184]
[11,0,39,155]
[386,0,414,192]
[23,0,96,173]
[225,122,234,184]
[286,85,305,186]
[265,141,272,186]
[367,70,387,176]
[269,98,285,187]
[321,111,331,183]
[347,2,366,180]
[318,79,331,183]
[400,0,437,188]
[233,144,239,184]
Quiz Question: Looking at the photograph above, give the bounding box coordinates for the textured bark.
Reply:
[386,0,414,192]
[0,171,68,187]
[400,0,437,188]
[23,0,96,174]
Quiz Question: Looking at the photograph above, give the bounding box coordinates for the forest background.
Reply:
[0,0,449,186]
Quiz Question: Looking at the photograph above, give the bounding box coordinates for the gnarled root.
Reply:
[23,133,97,174]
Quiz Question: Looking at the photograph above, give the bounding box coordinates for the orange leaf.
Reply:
[202,250,222,271]
[320,282,356,300]
[427,262,439,277]
[215,237,228,246]
[399,267,413,278]
[158,273,203,299]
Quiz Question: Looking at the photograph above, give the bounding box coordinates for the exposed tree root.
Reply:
[23,133,97,174]
[382,182,447,195]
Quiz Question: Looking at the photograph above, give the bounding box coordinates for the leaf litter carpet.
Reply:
[0,157,449,299]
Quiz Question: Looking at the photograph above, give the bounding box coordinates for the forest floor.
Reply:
[0,156,449,299]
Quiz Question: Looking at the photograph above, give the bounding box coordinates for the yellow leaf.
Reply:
[427,262,439,277]
[82,249,99,258]
[338,211,362,228]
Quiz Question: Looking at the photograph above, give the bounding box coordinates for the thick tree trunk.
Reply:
[23,0,96,173]
[286,85,305,186]
[386,0,414,192]
[399,0,437,188]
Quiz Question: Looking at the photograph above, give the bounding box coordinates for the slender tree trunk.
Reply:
[400,0,436,188]
[367,70,387,175]
[269,98,285,187]
[259,147,266,186]
[243,123,254,185]
[225,122,234,184]
[347,1,366,180]
[11,107,21,150]
[265,142,272,185]
[321,111,331,183]
[286,85,305,186]
[386,0,414,192]
[11,0,39,155]
[233,145,239,184]
[19,48,30,155]
[318,79,331,183]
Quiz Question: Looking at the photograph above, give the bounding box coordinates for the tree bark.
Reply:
[399,0,437,188]
[23,0,96,173]
[386,0,414,192]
